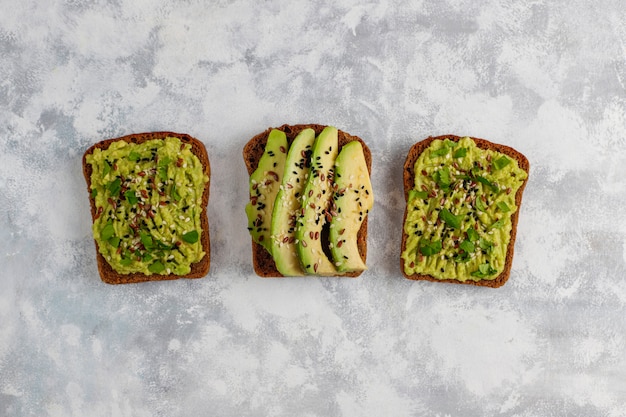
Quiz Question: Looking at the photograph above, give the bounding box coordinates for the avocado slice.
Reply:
[245,129,288,253]
[329,141,373,272]
[295,126,339,275]
[270,128,316,276]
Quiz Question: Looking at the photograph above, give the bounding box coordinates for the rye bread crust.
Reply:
[83,132,211,284]
[401,135,529,288]
[243,124,372,278]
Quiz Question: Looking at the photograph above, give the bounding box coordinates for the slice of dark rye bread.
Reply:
[83,132,211,284]
[243,124,372,277]
[401,135,529,288]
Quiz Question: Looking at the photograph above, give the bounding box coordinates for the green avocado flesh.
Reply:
[270,128,315,276]
[246,127,373,276]
[296,127,339,276]
[330,141,373,273]
[245,130,288,253]
[401,137,527,282]
[86,137,209,275]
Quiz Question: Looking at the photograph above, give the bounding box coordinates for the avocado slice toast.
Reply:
[243,124,373,277]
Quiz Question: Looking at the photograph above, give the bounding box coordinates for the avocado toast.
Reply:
[401,135,529,287]
[243,124,373,277]
[83,132,211,284]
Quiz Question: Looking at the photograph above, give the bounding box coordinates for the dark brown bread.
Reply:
[401,135,529,288]
[243,124,372,277]
[83,132,211,284]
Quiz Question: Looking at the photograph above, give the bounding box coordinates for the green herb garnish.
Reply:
[475,176,498,193]
[453,147,467,158]
[419,239,442,256]
[439,208,461,229]
[148,261,165,273]
[128,151,141,162]
[158,156,171,181]
[124,190,138,205]
[479,238,493,254]
[108,236,120,248]
[475,197,487,212]
[430,147,449,158]
[101,222,115,241]
[492,156,511,170]
[496,202,510,212]
[471,262,497,278]
[408,190,429,201]
[171,183,181,202]
[140,232,153,250]
[433,167,451,191]
[108,178,121,197]
[103,160,111,176]
[459,239,475,253]
[182,230,199,244]
[489,218,506,229]
[466,227,479,242]
[444,139,458,148]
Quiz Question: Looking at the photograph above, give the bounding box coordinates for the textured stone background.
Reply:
[1,1,626,416]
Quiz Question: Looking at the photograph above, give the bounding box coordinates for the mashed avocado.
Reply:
[87,137,208,275]
[401,137,527,281]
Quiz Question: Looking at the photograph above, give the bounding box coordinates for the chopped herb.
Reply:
[140,232,153,250]
[182,230,199,243]
[171,183,181,202]
[158,156,171,181]
[475,197,487,212]
[489,218,506,229]
[433,166,451,191]
[91,189,97,198]
[148,261,165,273]
[101,222,115,241]
[103,160,111,176]
[439,208,461,229]
[459,239,475,253]
[479,238,494,254]
[467,227,479,242]
[419,239,442,256]
[120,257,133,266]
[475,176,498,193]
[409,190,429,201]
[471,262,497,278]
[108,178,122,197]
[128,151,141,162]
[492,156,511,170]
[430,146,449,158]
[496,202,510,212]
[108,236,120,248]
[124,190,138,205]
[443,139,458,148]
[453,147,467,158]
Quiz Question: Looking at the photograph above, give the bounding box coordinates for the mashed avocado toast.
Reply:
[243,124,373,277]
[401,135,529,287]
[83,132,210,284]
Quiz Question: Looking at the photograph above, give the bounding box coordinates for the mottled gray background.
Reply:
[1,0,626,416]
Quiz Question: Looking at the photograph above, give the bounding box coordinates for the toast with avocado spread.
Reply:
[83,132,210,284]
[243,124,373,277]
[401,135,529,287]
